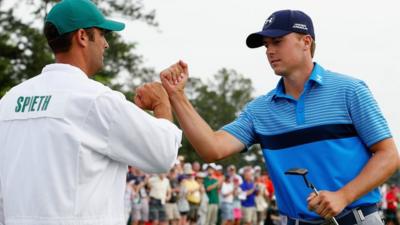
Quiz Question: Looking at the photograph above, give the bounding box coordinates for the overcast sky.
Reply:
[118,0,400,147]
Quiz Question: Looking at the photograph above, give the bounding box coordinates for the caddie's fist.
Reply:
[134,82,170,111]
[160,60,189,96]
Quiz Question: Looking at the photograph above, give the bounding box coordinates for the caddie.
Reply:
[0,0,181,225]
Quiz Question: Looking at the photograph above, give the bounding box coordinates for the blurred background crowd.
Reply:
[124,156,400,225]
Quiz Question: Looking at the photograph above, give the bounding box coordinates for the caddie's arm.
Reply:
[134,82,173,121]
[160,60,244,162]
[90,82,181,174]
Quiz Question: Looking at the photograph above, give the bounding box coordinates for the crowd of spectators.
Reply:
[124,156,399,225]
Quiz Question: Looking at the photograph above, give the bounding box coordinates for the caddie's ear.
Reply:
[75,29,89,47]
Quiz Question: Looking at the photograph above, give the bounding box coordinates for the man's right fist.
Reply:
[134,82,170,111]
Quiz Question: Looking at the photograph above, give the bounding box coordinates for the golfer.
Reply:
[0,0,181,225]
[159,9,399,225]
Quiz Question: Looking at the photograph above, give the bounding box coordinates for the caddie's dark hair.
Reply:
[44,22,96,54]
[44,22,74,53]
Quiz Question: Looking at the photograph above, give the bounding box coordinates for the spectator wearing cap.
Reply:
[202,163,210,172]
[173,158,183,175]
[232,176,244,225]
[203,165,221,225]
[158,8,398,225]
[240,168,257,225]
[165,168,181,225]
[181,163,202,225]
[214,164,225,184]
[228,165,243,185]
[220,174,235,225]
[175,155,185,175]
[196,172,209,225]
[148,173,171,225]
[129,168,150,225]
[177,173,190,225]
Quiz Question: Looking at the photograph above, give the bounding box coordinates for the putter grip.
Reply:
[313,189,339,225]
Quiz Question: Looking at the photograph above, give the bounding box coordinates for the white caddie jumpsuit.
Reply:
[0,63,182,225]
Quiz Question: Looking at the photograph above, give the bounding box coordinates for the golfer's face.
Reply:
[263,33,306,76]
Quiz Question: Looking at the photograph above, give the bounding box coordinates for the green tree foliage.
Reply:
[193,68,252,129]
[0,0,157,97]
[0,10,53,96]
[181,68,263,168]
[387,169,400,185]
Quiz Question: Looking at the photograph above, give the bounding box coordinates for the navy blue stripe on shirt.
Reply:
[257,123,358,150]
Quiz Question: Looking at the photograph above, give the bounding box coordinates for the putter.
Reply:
[285,168,339,225]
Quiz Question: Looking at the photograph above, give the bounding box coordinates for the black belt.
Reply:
[287,204,378,225]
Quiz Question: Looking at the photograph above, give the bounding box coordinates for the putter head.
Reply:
[284,168,308,176]
[285,168,313,189]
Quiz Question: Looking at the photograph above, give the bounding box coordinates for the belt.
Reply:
[287,204,378,225]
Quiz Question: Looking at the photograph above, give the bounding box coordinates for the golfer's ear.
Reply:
[303,35,312,51]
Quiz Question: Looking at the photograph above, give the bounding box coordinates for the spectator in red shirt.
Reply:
[385,184,399,225]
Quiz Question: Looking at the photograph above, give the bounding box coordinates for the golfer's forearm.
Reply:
[169,93,223,162]
[339,138,399,205]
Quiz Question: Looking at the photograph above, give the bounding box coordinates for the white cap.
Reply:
[215,164,223,171]
[209,163,217,169]
[183,163,193,175]
[196,172,207,178]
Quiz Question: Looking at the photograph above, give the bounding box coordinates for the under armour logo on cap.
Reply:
[263,16,274,28]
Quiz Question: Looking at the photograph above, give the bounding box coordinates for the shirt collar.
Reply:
[308,63,324,86]
[271,62,325,101]
[272,79,286,100]
[41,63,89,79]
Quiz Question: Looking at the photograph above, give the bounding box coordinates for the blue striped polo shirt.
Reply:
[222,63,392,220]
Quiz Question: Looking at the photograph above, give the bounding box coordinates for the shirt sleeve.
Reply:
[348,81,392,147]
[221,104,257,150]
[83,90,182,173]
